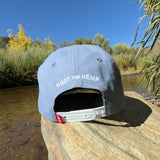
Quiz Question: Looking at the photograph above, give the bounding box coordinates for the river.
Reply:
[0,74,147,160]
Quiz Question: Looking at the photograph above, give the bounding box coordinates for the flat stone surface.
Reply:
[41,91,160,160]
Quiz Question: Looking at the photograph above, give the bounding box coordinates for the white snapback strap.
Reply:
[56,106,105,123]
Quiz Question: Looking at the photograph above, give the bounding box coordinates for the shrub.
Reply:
[0,47,53,88]
[7,24,32,51]
[113,53,137,72]
[141,51,160,98]
[0,36,10,48]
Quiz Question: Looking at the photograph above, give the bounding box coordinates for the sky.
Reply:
[0,0,146,48]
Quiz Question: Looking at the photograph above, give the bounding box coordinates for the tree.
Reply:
[7,25,56,52]
[7,24,32,51]
[43,37,56,51]
[92,33,112,54]
[61,34,112,54]
[113,43,129,55]
[113,43,137,55]
[60,40,71,48]
[92,33,105,46]
[72,38,92,45]
[101,39,113,54]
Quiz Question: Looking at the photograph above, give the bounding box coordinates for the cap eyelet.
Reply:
[51,62,56,68]
[97,58,102,62]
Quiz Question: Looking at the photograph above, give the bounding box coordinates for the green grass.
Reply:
[0,46,159,89]
[0,47,53,88]
[113,53,137,73]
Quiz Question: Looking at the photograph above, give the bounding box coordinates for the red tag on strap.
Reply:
[56,113,63,124]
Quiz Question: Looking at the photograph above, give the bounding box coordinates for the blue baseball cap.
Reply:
[38,45,124,123]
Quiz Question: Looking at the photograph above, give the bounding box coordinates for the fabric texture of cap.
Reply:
[38,45,124,122]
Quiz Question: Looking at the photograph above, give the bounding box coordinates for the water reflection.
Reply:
[122,73,159,100]
[0,86,47,160]
[122,73,145,95]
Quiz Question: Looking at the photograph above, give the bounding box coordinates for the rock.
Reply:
[41,91,160,160]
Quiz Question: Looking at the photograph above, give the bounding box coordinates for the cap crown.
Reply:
[38,45,124,122]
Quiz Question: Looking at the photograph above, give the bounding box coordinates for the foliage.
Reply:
[92,33,105,45]
[0,36,10,48]
[113,43,138,71]
[0,46,53,88]
[42,37,56,51]
[7,24,32,51]
[7,24,56,52]
[60,34,113,54]
[0,24,56,88]
[133,0,160,97]
[60,40,71,48]
[113,52,137,72]
[92,33,112,54]
[141,52,160,98]
[0,23,158,90]
[101,39,112,54]
[133,0,160,49]
[113,43,136,55]
[72,38,92,45]
[32,37,56,52]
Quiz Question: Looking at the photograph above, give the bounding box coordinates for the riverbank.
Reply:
[0,71,140,89]
[1,73,159,107]
[0,45,155,89]
[1,47,159,100]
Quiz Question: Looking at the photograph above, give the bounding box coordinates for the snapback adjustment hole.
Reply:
[51,62,56,68]
[97,58,102,62]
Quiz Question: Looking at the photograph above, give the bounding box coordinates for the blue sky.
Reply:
[0,0,145,47]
